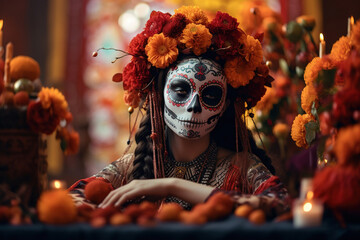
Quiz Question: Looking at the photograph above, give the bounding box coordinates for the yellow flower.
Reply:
[38,87,68,119]
[330,36,351,63]
[351,19,360,51]
[273,123,290,139]
[291,114,314,148]
[301,84,318,114]
[180,23,212,56]
[145,33,178,69]
[175,6,208,25]
[224,56,255,88]
[334,124,360,166]
[242,35,263,70]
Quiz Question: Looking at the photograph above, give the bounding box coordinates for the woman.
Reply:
[70,6,289,217]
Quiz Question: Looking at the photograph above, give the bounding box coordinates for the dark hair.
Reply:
[131,56,275,180]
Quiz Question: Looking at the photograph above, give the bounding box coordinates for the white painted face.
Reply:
[163,57,227,139]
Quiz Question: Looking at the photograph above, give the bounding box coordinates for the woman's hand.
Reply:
[99,178,172,208]
[99,178,215,208]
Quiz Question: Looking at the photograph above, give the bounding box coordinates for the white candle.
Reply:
[293,198,324,227]
[319,33,325,58]
[348,16,354,37]
[299,178,313,200]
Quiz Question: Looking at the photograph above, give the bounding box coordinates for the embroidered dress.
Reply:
[69,143,289,216]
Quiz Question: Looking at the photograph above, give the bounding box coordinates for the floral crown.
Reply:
[105,6,273,110]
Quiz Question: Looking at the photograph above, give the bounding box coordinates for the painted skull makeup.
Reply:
[164,57,227,139]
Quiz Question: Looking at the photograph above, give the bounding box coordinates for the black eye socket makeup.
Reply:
[201,85,223,108]
[169,79,192,103]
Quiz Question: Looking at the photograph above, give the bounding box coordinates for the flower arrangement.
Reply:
[0,55,79,155]
[290,19,360,220]
[101,6,273,111]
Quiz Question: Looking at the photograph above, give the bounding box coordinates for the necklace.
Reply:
[164,141,218,183]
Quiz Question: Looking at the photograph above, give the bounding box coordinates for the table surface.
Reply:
[1,215,360,240]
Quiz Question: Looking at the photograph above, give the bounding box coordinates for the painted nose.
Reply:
[187,94,202,113]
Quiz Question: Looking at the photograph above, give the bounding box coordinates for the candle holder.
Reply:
[293,197,324,227]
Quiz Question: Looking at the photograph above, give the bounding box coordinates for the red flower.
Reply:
[236,74,273,108]
[208,11,239,33]
[144,11,171,37]
[27,101,60,134]
[128,32,148,56]
[163,13,187,39]
[122,57,151,92]
[332,88,360,127]
[212,30,244,57]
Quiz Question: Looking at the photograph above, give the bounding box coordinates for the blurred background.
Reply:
[0,0,359,188]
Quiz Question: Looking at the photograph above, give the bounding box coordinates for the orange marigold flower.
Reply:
[304,56,336,85]
[330,36,351,63]
[38,87,68,119]
[301,84,318,114]
[304,57,322,85]
[37,190,77,224]
[174,6,208,25]
[242,35,263,69]
[256,86,278,115]
[65,130,80,155]
[334,124,360,166]
[180,23,212,56]
[273,123,290,139]
[351,20,360,51]
[224,57,255,88]
[145,33,178,69]
[291,114,314,148]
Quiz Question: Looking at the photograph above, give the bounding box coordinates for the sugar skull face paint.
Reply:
[164,57,227,139]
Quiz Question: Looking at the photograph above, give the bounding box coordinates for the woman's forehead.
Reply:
[167,57,225,82]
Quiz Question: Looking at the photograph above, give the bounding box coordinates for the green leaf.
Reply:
[305,120,319,145]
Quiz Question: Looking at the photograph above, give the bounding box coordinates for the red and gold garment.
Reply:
[69,143,289,217]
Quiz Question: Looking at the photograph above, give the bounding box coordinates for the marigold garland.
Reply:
[291,114,314,148]
[301,84,318,114]
[330,36,351,63]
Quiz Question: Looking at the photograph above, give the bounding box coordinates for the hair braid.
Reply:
[131,109,154,179]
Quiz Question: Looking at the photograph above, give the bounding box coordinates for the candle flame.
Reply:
[0,20,3,30]
[320,33,324,42]
[53,180,62,189]
[351,16,355,25]
[303,202,313,212]
[306,191,314,200]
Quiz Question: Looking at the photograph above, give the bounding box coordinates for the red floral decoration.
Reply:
[208,11,239,33]
[128,32,148,56]
[163,13,187,39]
[122,57,151,92]
[144,11,171,37]
[27,101,60,135]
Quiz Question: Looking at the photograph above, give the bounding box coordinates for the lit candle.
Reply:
[3,42,13,86]
[299,178,313,200]
[347,16,354,37]
[319,33,325,58]
[293,196,324,227]
[0,20,3,57]
[50,180,67,190]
